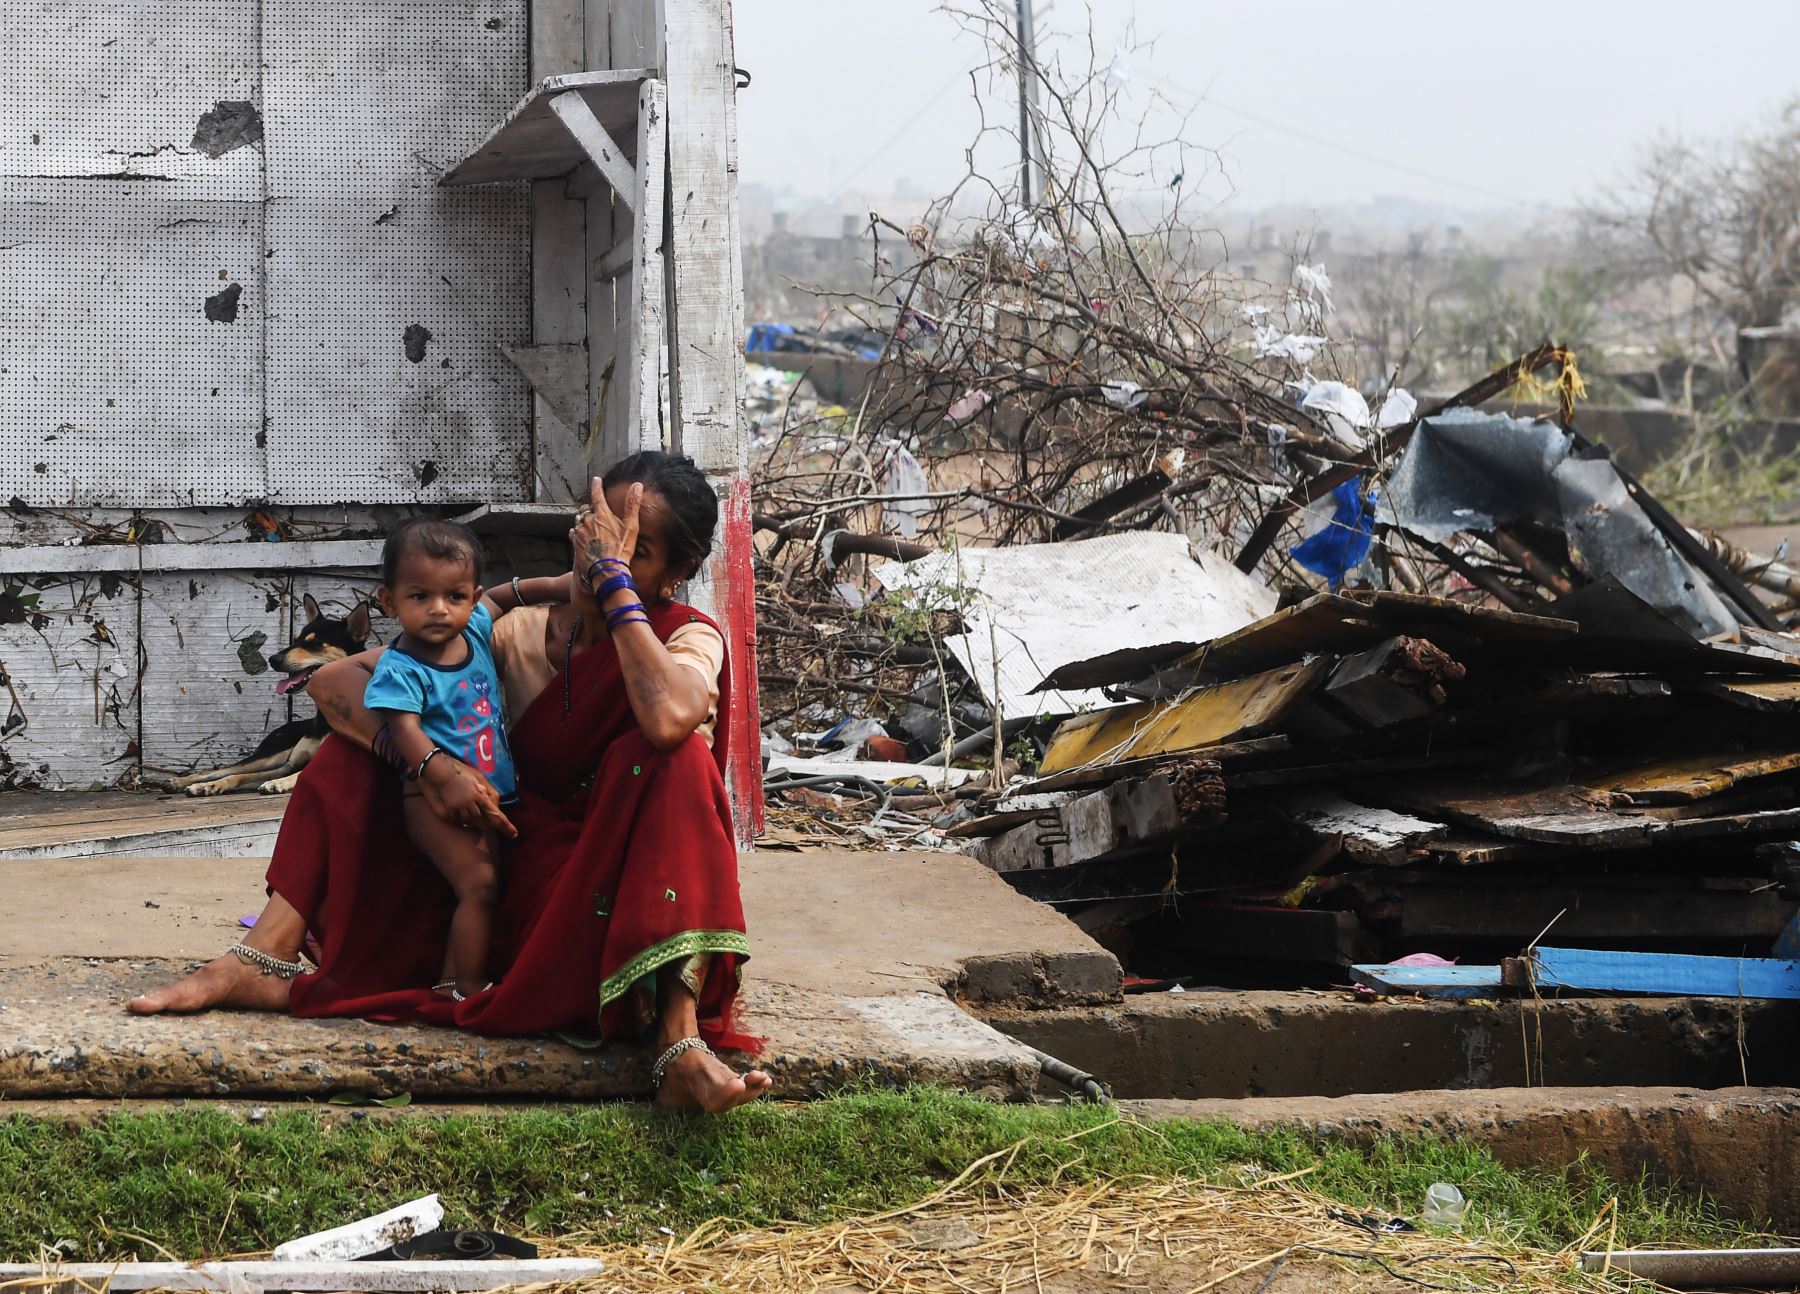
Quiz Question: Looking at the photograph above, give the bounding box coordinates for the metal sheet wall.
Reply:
[262,0,532,506]
[0,1,266,506]
[0,0,532,510]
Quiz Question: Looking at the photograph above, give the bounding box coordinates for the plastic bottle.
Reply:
[1422,1183,1467,1227]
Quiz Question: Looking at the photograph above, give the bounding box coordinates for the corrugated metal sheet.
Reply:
[262,0,533,506]
[0,575,138,788]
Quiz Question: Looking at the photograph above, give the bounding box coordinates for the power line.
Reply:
[789,64,974,222]
[1143,70,1545,210]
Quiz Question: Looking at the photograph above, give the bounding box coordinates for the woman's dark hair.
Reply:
[602,450,718,575]
[381,518,481,584]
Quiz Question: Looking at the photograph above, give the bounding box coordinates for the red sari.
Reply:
[270,599,755,1051]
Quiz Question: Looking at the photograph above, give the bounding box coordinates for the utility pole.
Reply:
[1014,0,1042,207]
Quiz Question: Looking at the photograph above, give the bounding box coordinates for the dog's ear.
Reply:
[346,601,372,642]
[303,593,322,624]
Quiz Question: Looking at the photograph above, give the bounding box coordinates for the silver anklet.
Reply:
[229,943,309,980]
[652,1036,712,1088]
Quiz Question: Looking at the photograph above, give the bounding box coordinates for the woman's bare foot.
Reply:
[654,1046,773,1113]
[126,953,294,1015]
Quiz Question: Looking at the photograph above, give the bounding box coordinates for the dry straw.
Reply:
[4,1139,1645,1294]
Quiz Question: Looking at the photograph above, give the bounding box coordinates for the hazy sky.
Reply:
[735,0,1800,217]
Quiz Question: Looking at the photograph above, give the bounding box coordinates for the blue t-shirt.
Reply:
[364,602,517,800]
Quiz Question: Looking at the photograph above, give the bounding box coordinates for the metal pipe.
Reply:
[1580,1248,1800,1287]
[1019,1043,1109,1104]
[920,716,1035,768]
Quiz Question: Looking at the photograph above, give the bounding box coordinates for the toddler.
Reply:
[364,519,523,999]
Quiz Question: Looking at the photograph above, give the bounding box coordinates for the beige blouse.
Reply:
[490,605,724,748]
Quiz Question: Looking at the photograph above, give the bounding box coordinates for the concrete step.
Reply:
[0,847,1122,1102]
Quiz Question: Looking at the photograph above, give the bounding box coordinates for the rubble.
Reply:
[958,580,1800,980]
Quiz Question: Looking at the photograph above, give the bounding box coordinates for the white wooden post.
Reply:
[661,0,761,844]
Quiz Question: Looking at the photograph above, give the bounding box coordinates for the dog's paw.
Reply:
[185,781,224,797]
[258,775,299,795]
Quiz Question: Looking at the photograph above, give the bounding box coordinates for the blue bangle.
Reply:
[610,614,652,631]
[595,572,637,600]
[606,601,648,628]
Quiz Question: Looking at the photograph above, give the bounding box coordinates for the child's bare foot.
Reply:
[126,953,293,1015]
[654,1047,772,1113]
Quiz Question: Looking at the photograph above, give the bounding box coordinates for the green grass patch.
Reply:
[0,1089,1760,1261]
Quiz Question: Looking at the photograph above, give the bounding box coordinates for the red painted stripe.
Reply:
[720,471,764,844]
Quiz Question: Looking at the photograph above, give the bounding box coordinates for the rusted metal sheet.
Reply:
[261,0,532,506]
[1038,660,1329,775]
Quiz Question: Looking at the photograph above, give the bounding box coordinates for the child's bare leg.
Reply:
[403,796,498,998]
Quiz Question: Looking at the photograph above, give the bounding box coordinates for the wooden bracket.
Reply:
[548,91,637,212]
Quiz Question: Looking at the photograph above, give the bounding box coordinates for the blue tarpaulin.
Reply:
[1290,478,1374,590]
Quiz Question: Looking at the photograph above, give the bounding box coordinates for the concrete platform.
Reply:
[1126,1086,1800,1230]
[0,849,1121,1102]
[0,790,287,860]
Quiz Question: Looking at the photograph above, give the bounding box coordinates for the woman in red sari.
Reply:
[128,453,770,1113]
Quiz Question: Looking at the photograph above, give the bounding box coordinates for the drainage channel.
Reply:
[984,989,1800,1228]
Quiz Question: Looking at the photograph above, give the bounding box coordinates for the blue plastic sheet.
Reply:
[1290,478,1374,590]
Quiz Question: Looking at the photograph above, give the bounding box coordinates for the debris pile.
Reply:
[952,580,1800,982]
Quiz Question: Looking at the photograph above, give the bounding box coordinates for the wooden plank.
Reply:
[972,774,1184,872]
[1379,782,1666,848]
[438,71,651,186]
[1527,945,1800,999]
[1350,964,1507,999]
[0,539,382,576]
[591,240,634,281]
[1039,660,1330,775]
[1579,1249,1800,1285]
[1281,792,1447,866]
[625,79,669,460]
[548,92,639,211]
[1582,749,1800,805]
[0,1260,606,1291]
[1698,677,1800,712]
[1015,737,1289,795]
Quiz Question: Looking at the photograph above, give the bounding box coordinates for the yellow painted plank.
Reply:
[1583,750,1800,804]
[1039,660,1328,774]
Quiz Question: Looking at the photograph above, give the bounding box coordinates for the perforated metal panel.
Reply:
[0,2,266,506]
[262,0,533,506]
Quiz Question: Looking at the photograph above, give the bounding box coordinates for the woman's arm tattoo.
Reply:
[371,723,410,774]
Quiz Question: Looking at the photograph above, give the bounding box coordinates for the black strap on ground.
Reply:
[358,1230,539,1261]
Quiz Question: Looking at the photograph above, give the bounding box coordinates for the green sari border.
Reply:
[597,929,752,1012]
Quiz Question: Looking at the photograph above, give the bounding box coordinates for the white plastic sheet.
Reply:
[873,532,1277,719]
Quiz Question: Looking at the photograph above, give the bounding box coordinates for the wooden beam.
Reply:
[625,79,668,459]
[662,0,761,844]
[1526,945,1800,999]
[1350,963,1507,999]
[548,91,639,213]
[0,539,383,576]
[591,239,634,281]
[0,1261,607,1291]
